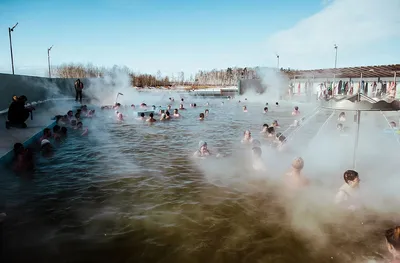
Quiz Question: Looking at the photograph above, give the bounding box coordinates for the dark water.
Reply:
[0,96,398,263]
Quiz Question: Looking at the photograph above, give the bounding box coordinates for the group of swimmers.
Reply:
[12,105,93,174]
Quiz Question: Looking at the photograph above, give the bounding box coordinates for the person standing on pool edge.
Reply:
[74,79,84,103]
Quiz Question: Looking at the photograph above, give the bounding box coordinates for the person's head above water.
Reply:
[294,106,299,111]
[13,142,24,156]
[266,102,268,106]
[264,107,268,112]
[77,122,83,129]
[337,123,343,130]
[276,102,279,106]
[205,109,209,114]
[252,139,261,147]
[199,113,205,119]
[252,147,262,158]
[174,109,179,114]
[267,126,275,134]
[244,130,251,139]
[149,113,154,118]
[339,112,346,117]
[390,121,397,128]
[385,226,400,258]
[140,113,145,118]
[292,157,304,170]
[343,170,360,188]
[53,125,61,133]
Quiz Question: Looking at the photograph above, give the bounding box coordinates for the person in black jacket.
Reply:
[74,79,84,103]
[6,95,34,129]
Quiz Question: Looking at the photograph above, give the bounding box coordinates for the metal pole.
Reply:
[334,44,338,69]
[9,28,14,75]
[352,110,361,169]
[359,72,363,99]
[47,45,53,78]
[8,22,18,75]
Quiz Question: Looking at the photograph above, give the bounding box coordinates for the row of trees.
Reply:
[53,63,293,87]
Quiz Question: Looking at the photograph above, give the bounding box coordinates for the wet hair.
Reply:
[243,106,247,109]
[53,125,61,133]
[61,127,67,135]
[140,113,145,117]
[149,113,154,118]
[339,112,345,117]
[181,98,184,101]
[77,121,83,127]
[263,123,269,128]
[275,102,279,105]
[193,103,197,107]
[294,106,299,111]
[13,143,24,156]
[43,128,51,135]
[267,127,275,134]
[264,107,268,111]
[292,157,304,170]
[77,109,82,113]
[199,113,205,118]
[75,112,80,119]
[205,109,209,113]
[252,147,262,157]
[67,110,73,115]
[244,130,251,135]
[385,226,400,250]
[174,109,178,113]
[166,111,170,117]
[390,121,397,127]
[343,170,359,184]
[252,139,261,147]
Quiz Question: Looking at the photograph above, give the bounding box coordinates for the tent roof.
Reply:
[283,64,400,79]
[321,94,400,111]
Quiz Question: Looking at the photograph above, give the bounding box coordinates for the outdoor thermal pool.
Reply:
[1,95,400,263]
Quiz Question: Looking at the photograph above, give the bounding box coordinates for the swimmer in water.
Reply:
[338,112,346,122]
[263,107,268,113]
[113,103,121,110]
[131,104,135,108]
[67,110,73,119]
[165,111,171,120]
[140,103,147,108]
[385,226,400,263]
[292,106,300,115]
[160,113,166,121]
[199,113,205,120]
[252,146,266,172]
[147,112,156,122]
[267,127,275,137]
[86,109,95,118]
[243,106,248,112]
[260,124,269,133]
[193,141,211,158]
[275,132,286,150]
[275,102,279,106]
[40,128,52,142]
[241,130,253,144]
[265,102,269,106]
[116,111,124,121]
[285,157,309,190]
[337,123,344,131]
[152,105,156,110]
[173,109,180,117]
[272,120,280,128]
[41,139,53,158]
[205,109,209,116]
[137,112,145,120]
[390,121,397,128]
[334,170,360,210]
[179,104,185,110]
[76,121,88,135]
[167,105,172,111]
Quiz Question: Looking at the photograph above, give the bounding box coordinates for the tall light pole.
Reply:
[8,22,18,75]
[276,54,280,70]
[334,44,338,69]
[47,45,53,78]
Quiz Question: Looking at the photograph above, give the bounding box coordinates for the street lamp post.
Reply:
[334,44,338,69]
[276,54,280,70]
[8,22,18,75]
[47,45,53,78]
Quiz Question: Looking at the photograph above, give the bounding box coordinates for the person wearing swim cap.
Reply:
[41,139,53,157]
[193,141,211,158]
[284,157,309,190]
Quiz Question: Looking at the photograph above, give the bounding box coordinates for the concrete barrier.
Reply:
[0,73,89,110]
